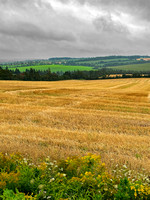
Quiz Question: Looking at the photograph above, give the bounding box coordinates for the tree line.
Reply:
[0,67,150,81]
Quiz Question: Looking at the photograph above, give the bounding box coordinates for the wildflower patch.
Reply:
[0,153,149,199]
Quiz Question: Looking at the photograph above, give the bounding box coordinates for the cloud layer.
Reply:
[0,0,150,60]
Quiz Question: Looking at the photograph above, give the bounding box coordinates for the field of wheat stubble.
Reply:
[0,78,150,173]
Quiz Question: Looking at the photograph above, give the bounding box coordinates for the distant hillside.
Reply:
[109,63,150,72]
[1,55,150,72]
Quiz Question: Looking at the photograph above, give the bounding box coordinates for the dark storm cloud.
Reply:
[0,21,76,42]
[0,0,150,60]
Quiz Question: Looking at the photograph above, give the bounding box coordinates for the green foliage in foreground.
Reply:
[109,63,150,72]
[0,153,149,200]
[6,65,94,72]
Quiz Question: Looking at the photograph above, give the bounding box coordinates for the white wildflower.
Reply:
[49,178,55,182]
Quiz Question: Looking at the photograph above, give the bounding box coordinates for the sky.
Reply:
[0,0,150,61]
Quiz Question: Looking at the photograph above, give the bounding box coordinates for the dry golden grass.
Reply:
[0,79,150,172]
[137,58,150,61]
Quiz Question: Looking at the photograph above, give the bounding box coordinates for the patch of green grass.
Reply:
[109,63,150,72]
[6,65,94,72]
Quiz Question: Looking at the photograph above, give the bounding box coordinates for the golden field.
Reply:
[0,79,150,173]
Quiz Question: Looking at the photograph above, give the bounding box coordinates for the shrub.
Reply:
[0,153,149,199]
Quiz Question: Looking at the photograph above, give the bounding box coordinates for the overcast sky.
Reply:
[0,0,150,61]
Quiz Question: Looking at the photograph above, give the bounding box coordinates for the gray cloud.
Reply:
[0,21,76,42]
[93,15,129,34]
[0,0,150,61]
[59,0,150,21]
[83,0,150,22]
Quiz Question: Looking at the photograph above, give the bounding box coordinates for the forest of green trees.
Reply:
[0,67,150,81]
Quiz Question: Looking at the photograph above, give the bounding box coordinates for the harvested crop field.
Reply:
[0,79,150,173]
